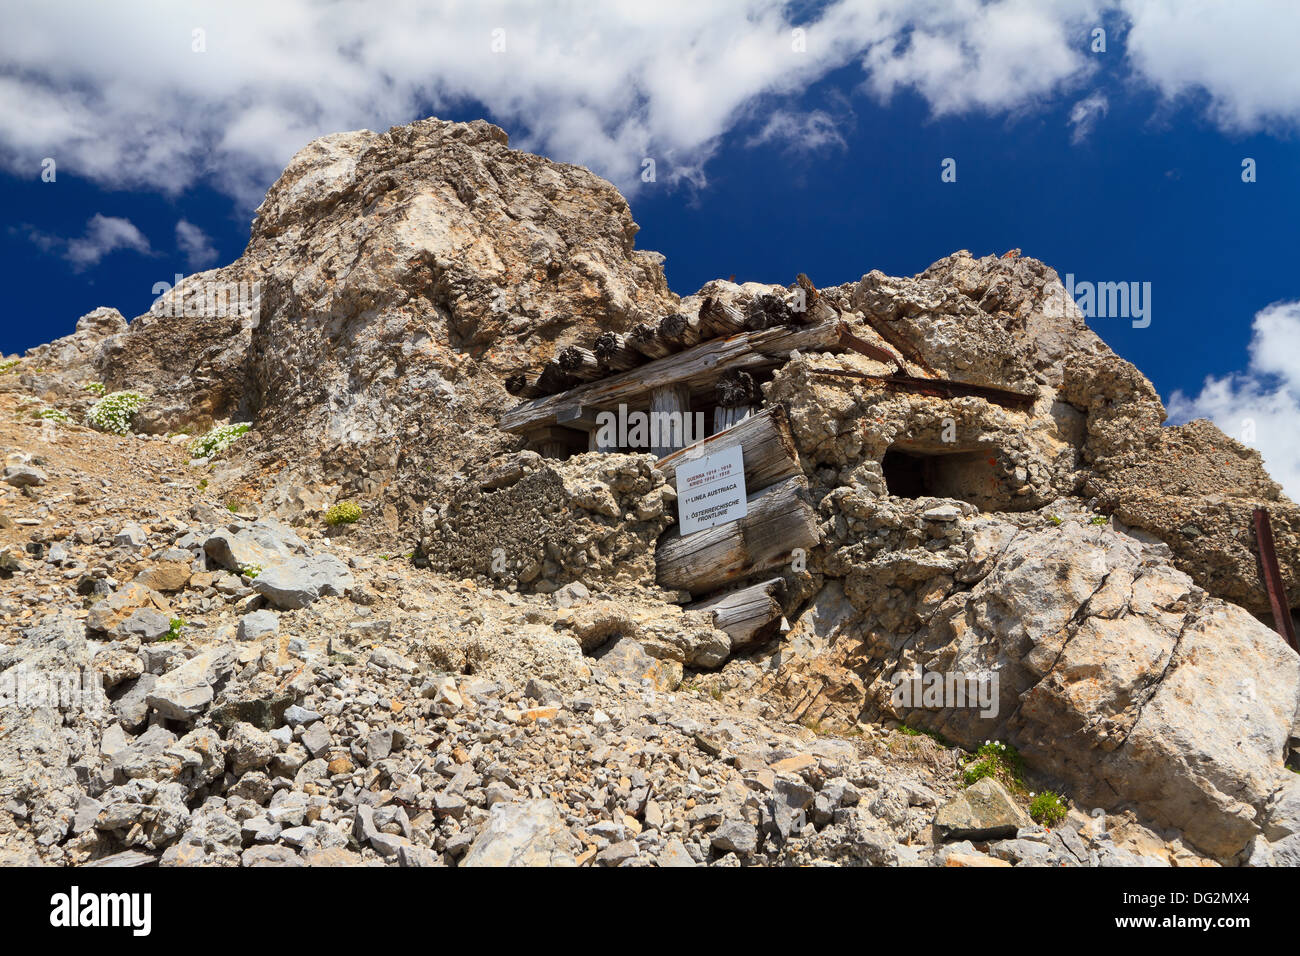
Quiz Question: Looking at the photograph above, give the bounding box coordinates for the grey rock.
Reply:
[252,554,354,609]
[711,819,758,855]
[300,722,331,758]
[118,607,172,642]
[113,523,146,548]
[933,778,1031,842]
[237,609,279,641]
[460,799,580,867]
[145,645,237,721]
[3,465,47,487]
[284,704,321,726]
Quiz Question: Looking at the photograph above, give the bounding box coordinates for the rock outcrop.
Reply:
[6,114,1300,867]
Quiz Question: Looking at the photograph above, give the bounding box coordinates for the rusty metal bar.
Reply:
[809,367,1037,411]
[1253,507,1298,651]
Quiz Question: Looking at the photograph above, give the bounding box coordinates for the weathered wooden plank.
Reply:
[655,404,801,491]
[689,576,786,649]
[656,476,818,595]
[500,319,846,434]
[504,371,544,398]
[628,321,674,359]
[535,361,576,396]
[593,332,642,372]
[557,346,603,382]
[714,406,754,431]
[697,295,747,338]
[659,311,703,349]
[649,385,691,458]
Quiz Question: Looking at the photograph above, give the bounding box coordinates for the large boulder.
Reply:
[892,520,1300,861]
[460,799,581,867]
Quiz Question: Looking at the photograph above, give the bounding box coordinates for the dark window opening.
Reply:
[881,444,1031,512]
[881,449,931,498]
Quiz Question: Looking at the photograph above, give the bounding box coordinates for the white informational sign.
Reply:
[675,445,748,535]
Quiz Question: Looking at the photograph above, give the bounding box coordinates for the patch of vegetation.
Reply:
[190,422,251,459]
[197,478,208,491]
[1090,515,1108,526]
[162,617,185,642]
[0,359,20,374]
[1048,514,1063,526]
[82,381,105,396]
[239,564,262,579]
[961,739,1026,790]
[86,390,146,435]
[899,722,952,747]
[34,408,71,423]
[325,501,363,526]
[1029,790,1068,827]
[226,499,244,513]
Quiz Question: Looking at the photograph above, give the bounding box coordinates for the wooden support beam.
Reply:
[649,384,691,459]
[500,318,846,435]
[593,332,642,372]
[504,371,544,399]
[794,273,839,325]
[656,476,819,595]
[688,577,786,650]
[714,406,754,431]
[557,346,603,382]
[628,321,674,359]
[697,296,747,338]
[745,293,794,331]
[535,362,576,396]
[658,311,703,349]
[715,369,759,408]
[655,404,802,491]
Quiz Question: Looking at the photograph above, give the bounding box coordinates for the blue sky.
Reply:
[2,1,1299,486]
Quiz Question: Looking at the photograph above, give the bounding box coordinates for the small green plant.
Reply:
[190,422,251,459]
[899,722,952,747]
[0,358,19,374]
[35,408,71,423]
[226,499,244,513]
[86,391,146,435]
[962,740,1026,790]
[82,381,105,396]
[162,617,185,642]
[325,501,363,526]
[1048,514,1063,526]
[1029,791,1068,826]
[197,478,208,491]
[239,564,262,579]
[1090,515,1108,526]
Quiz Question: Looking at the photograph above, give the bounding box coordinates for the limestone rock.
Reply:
[933,779,1031,841]
[460,799,581,867]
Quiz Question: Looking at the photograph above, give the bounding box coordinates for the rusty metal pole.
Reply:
[1253,507,1298,651]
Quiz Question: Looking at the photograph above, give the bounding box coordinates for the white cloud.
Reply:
[19,214,153,270]
[1068,92,1109,142]
[746,109,847,153]
[175,219,218,268]
[1120,0,1300,134]
[0,1,1296,210]
[1167,301,1300,499]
